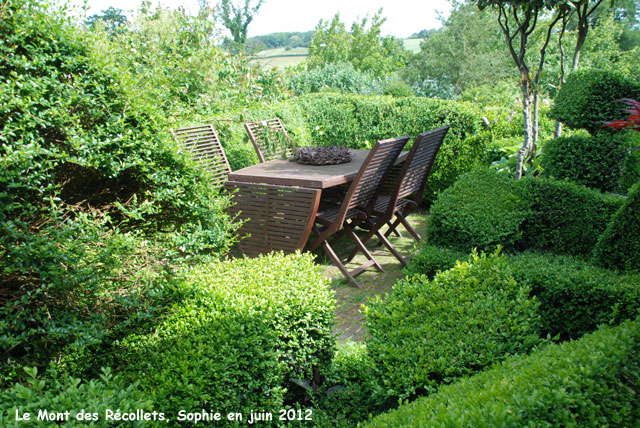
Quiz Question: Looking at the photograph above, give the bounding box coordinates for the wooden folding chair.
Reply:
[244,118,295,163]
[347,126,449,266]
[307,136,409,287]
[171,124,231,189]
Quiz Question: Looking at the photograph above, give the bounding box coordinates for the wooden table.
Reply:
[225,150,405,256]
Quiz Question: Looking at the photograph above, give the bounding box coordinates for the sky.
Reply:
[69,0,451,39]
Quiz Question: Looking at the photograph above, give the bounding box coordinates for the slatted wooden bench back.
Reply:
[171,124,231,189]
[244,118,295,163]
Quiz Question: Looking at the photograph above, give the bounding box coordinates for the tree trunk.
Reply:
[516,81,533,180]
[532,91,539,145]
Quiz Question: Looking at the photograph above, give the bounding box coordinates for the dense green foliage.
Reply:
[518,176,624,255]
[403,3,512,94]
[594,182,640,271]
[404,244,467,279]
[0,0,236,376]
[426,169,528,251]
[365,251,542,403]
[312,342,383,428]
[550,70,640,134]
[287,62,383,96]
[541,132,637,192]
[507,252,640,340]
[0,367,151,428]
[308,12,408,76]
[117,253,334,426]
[246,31,314,51]
[293,93,487,202]
[427,169,624,254]
[366,320,640,428]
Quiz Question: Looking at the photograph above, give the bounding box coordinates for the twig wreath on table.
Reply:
[294,146,353,165]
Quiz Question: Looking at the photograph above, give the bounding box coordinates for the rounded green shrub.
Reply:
[550,69,640,134]
[118,252,334,426]
[541,133,633,192]
[365,320,640,428]
[594,182,640,271]
[426,169,528,252]
[365,251,543,402]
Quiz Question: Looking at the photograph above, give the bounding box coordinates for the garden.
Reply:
[1,0,639,426]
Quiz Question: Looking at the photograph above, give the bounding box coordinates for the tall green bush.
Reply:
[365,320,640,428]
[294,93,487,202]
[118,253,334,426]
[0,0,234,376]
[365,251,542,403]
[594,182,640,271]
[550,70,640,134]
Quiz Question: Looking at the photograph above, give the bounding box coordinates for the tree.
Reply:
[219,0,264,47]
[474,0,565,179]
[405,3,513,94]
[308,10,408,76]
[86,7,128,35]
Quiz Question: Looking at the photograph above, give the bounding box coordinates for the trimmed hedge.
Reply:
[365,320,640,428]
[406,246,640,342]
[118,252,334,426]
[293,93,488,202]
[365,251,543,402]
[550,69,640,134]
[594,182,640,271]
[541,133,632,192]
[517,176,624,255]
[426,169,624,255]
[425,169,529,252]
[507,252,640,341]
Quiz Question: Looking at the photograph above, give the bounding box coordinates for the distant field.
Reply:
[252,40,424,69]
[403,38,425,53]
[251,47,309,68]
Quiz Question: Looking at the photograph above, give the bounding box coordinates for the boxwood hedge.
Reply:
[406,245,640,342]
[426,169,624,255]
[365,319,640,428]
[365,251,543,403]
[541,132,635,192]
[117,252,334,427]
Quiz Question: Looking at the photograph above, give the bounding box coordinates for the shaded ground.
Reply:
[313,211,429,343]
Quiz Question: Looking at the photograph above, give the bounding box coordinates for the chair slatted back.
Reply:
[172,124,231,189]
[395,126,449,206]
[224,181,320,257]
[244,118,294,163]
[335,136,409,226]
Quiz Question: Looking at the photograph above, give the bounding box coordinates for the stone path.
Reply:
[317,212,428,343]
